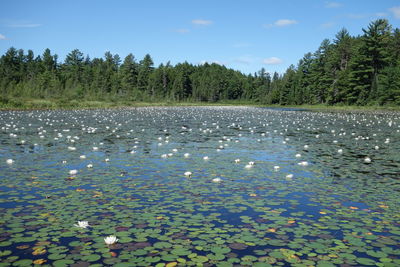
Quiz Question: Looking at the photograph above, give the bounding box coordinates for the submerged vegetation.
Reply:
[1,19,400,109]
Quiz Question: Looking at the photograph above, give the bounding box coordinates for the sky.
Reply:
[1,0,400,75]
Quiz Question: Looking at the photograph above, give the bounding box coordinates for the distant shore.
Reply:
[1,98,399,112]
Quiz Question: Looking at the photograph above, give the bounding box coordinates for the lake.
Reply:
[0,106,399,266]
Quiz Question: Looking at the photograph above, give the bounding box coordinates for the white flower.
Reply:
[274,166,280,171]
[245,164,253,169]
[234,159,240,163]
[295,154,301,158]
[212,178,222,183]
[203,156,209,160]
[298,161,309,166]
[104,235,118,245]
[87,164,93,168]
[364,157,371,163]
[6,159,14,165]
[338,149,343,154]
[184,153,190,158]
[286,174,294,179]
[69,169,78,175]
[74,221,90,229]
[184,171,192,177]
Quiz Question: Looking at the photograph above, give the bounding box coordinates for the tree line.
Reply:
[1,19,399,106]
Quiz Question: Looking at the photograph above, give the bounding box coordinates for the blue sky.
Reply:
[1,0,400,75]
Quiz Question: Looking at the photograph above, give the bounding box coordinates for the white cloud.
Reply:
[263,57,283,65]
[175,28,190,34]
[233,56,254,65]
[346,13,366,19]
[375,12,387,17]
[389,6,400,19]
[264,19,298,28]
[0,34,6,40]
[321,22,335,28]
[192,19,213,26]
[8,23,41,28]
[325,2,342,8]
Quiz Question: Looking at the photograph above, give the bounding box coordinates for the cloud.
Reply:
[8,23,41,28]
[375,12,387,17]
[175,28,190,34]
[192,19,213,26]
[263,57,283,65]
[0,34,6,40]
[346,13,366,19]
[233,56,254,65]
[264,19,298,28]
[325,2,342,8]
[389,6,400,19]
[321,22,335,28]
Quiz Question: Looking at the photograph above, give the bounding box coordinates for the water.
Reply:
[0,106,399,266]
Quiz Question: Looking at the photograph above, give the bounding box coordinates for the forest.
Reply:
[1,19,399,107]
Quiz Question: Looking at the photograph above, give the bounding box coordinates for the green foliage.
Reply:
[0,19,399,107]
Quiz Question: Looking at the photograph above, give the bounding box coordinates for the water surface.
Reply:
[0,107,399,266]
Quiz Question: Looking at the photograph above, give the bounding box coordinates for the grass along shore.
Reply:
[1,97,400,111]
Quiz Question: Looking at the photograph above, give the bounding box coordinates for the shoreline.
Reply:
[1,98,399,112]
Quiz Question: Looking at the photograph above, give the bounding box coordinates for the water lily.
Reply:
[184,171,192,177]
[6,159,14,164]
[69,169,78,175]
[298,161,309,166]
[364,157,371,163]
[212,177,222,183]
[274,166,280,171]
[74,221,90,228]
[104,235,118,245]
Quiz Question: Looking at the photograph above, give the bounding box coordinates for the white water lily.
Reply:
[6,159,14,164]
[69,169,78,175]
[298,161,309,166]
[203,156,209,160]
[104,235,118,245]
[338,149,343,154]
[74,221,90,228]
[184,171,192,177]
[364,157,371,163]
[234,159,240,163]
[274,166,280,171]
[212,177,222,183]
[184,153,190,158]
[245,164,253,169]
[286,174,294,179]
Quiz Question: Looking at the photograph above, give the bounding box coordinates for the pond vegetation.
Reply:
[0,106,399,266]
